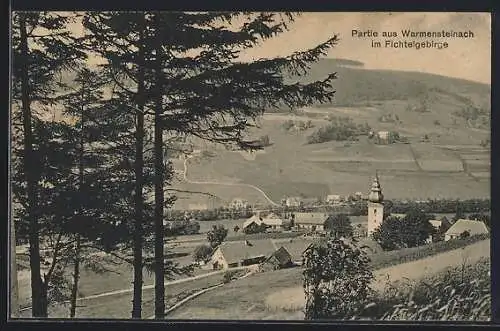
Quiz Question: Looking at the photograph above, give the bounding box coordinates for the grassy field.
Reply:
[37,272,226,318]
[165,61,490,208]
[168,238,490,320]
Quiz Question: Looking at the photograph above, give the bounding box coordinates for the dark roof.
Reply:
[216,239,276,265]
[267,246,292,265]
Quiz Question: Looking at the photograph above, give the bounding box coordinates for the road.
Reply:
[19,266,250,317]
[182,155,279,206]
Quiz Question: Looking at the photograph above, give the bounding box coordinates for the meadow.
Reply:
[168,238,490,320]
[170,88,490,208]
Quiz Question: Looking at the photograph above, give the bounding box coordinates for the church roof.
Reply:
[368,175,384,203]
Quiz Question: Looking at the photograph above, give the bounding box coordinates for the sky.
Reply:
[68,12,490,84]
[238,12,491,84]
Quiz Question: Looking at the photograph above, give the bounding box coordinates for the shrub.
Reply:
[222,270,238,283]
[207,225,228,249]
[372,209,436,250]
[303,236,373,320]
[377,259,490,321]
[192,244,213,263]
[323,213,353,238]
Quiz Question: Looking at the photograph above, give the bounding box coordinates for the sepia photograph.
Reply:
[9,11,491,321]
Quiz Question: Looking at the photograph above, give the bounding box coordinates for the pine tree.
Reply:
[84,11,339,319]
[11,12,85,317]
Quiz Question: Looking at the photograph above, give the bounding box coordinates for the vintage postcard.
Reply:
[10,11,491,321]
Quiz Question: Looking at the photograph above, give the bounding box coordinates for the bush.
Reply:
[303,236,373,320]
[372,209,436,250]
[323,213,353,238]
[207,225,228,249]
[376,258,490,321]
[192,244,213,263]
[222,270,238,283]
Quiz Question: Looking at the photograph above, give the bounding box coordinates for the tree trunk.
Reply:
[10,218,19,318]
[19,14,46,318]
[132,25,146,318]
[69,234,81,318]
[153,25,165,319]
[70,80,86,318]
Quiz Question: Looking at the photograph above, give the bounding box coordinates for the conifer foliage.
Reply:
[12,11,339,319]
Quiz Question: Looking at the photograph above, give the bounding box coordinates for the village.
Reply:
[177,175,490,273]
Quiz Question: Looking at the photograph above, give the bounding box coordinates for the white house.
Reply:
[444,219,489,241]
[326,194,342,204]
[229,198,249,210]
[285,197,302,207]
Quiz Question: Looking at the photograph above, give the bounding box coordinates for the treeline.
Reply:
[306,116,371,144]
[179,198,490,223]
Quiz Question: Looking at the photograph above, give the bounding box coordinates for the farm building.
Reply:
[444,219,489,241]
[294,212,328,232]
[210,239,284,270]
[242,214,264,231]
[262,246,293,271]
[229,198,249,210]
[262,213,288,232]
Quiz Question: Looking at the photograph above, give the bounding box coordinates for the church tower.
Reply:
[367,174,384,236]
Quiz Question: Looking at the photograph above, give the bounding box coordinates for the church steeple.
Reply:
[368,174,384,203]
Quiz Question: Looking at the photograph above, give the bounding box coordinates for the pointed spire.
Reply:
[368,174,384,202]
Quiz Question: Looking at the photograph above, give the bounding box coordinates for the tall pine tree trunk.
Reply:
[132,26,146,318]
[10,218,19,318]
[19,14,46,318]
[70,95,85,318]
[69,234,81,317]
[153,27,165,319]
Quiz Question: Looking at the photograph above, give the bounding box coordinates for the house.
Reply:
[242,214,263,232]
[262,246,293,271]
[285,197,302,207]
[294,212,328,232]
[229,198,249,210]
[427,218,452,243]
[210,239,279,270]
[377,131,390,141]
[262,213,287,232]
[326,194,342,204]
[444,219,489,241]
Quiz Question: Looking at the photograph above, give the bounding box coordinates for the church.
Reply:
[367,174,384,236]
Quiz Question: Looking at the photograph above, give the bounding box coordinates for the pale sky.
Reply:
[238,12,491,84]
[70,12,490,84]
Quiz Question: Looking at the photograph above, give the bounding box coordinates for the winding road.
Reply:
[182,155,279,206]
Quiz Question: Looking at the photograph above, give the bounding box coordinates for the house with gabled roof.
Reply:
[210,239,286,270]
[294,212,328,232]
[444,219,489,241]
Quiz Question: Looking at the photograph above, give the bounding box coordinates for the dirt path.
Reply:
[183,155,279,206]
[169,239,490,320]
